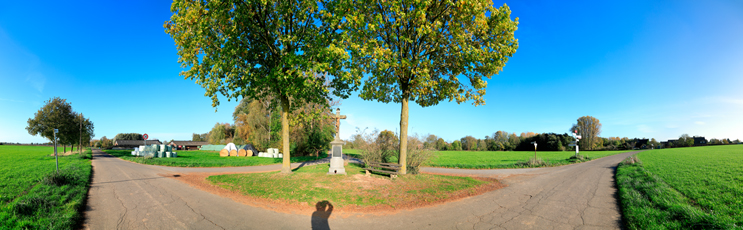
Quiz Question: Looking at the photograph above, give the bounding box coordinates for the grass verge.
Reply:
[105,149,327,167]
[616,145,742,229]
[345,149,632,169]
[0,145,92,230]
[207,163,496,209]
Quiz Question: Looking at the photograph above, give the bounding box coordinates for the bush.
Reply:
[355,129,435,174]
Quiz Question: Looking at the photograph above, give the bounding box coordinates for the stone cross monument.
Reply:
[328,108,347,175]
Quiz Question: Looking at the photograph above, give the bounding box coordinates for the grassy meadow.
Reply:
[344,149,633,169]
[616,145,743,229]
[0,145,92,230]
[208,163,489,208]
[105,149,327,167]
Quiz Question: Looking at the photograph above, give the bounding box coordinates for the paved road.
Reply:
[84,150,639,229]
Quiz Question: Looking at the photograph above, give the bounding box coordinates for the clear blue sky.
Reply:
[1,0,742,144]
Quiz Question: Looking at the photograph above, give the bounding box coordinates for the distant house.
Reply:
[693,136,708,146]
[113,139,162,149]
[635,139,649,149]
[170,141,210,150]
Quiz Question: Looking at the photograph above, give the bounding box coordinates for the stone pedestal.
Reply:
[328,137,346,175]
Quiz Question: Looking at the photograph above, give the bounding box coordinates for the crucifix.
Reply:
[328,107,347,175]
[331,108,347,138]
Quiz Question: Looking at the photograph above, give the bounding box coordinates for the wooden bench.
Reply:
[364,162,402,178]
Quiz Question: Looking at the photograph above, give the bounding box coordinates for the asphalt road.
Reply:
[83,150,639,229]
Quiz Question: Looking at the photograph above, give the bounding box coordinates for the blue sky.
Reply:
[1,0,742,144]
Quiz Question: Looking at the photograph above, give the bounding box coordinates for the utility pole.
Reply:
[79,113,82,154]
[54,128,59,173]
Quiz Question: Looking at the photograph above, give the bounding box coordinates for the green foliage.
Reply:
[104,150,325,167]
[207,163,487,208]
[26,97,95,149]
[616,146,742,229]
[0,146,92,230]
[209,122,228,145]
[111,133,142,144]
[342,0,518,174]
[460,136,478,151]
[451,140,462,151]
[300,125,334,158]
[428,150,631,169]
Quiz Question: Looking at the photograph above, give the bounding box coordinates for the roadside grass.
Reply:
[0,145,92,230]
[105,149,327,167]
[207,163,489,208]
[616,145,743,229]
[345,149,632,169]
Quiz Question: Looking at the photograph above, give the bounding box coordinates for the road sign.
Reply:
[54,129,58,133]
[568,144,576,146]
[575,135,581,139]
[143,133,149,140]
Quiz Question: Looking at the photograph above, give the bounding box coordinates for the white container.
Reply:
[166,152,171,158]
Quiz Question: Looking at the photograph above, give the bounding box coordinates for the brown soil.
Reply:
[162,171,506,218]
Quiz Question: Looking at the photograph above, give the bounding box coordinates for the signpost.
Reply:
[572,130,581,157]
[143,133,148,147]
[54,128,59,173]
[531,141,538,159]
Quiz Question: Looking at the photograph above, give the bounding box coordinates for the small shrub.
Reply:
[518,157,548,167]
[13,196,57,216]
[405,135,436,174]
[620,155,640,165]
[567,154,591,162]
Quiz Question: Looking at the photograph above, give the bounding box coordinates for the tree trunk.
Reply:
[63,144,66,153]
[280,96,291,174]
[398,90,409,175]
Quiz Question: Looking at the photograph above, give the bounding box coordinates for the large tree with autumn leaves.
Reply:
[341,0,519,174]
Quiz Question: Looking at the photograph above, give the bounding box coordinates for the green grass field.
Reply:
[345,149,632,169]
[208,163,488,208]
[105,149,327,167]
[616,145,743,229]
[0,145,92,229]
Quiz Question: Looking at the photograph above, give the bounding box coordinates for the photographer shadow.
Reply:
[311,200,333,230]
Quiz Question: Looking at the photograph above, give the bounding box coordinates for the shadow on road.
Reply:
[610,164,625,229]
[311,200,333,230]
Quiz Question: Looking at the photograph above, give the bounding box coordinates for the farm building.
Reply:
[113,139,162,148]
[170,141,210,150]
[693,136,708,146]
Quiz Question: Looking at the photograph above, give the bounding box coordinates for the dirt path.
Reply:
[84,149,639,229]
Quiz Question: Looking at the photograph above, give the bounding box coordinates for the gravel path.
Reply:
[83,149,639,229]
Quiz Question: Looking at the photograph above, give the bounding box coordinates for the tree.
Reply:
[435,138,447,151]
[460,136,478,150]
[649,138,659,148]
[451,140,462,151]
[477,139,487,151]
[209,123,227,145]
[112,133,143,144]
[166,0,359,173]
[571,116,602,150]
[343,1,519,174]
[678,134,693,147]
[423,134,438,149]
[26,97,76,152]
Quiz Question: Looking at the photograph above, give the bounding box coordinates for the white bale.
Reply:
[166,152,171,158]
[278,153,283,158]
